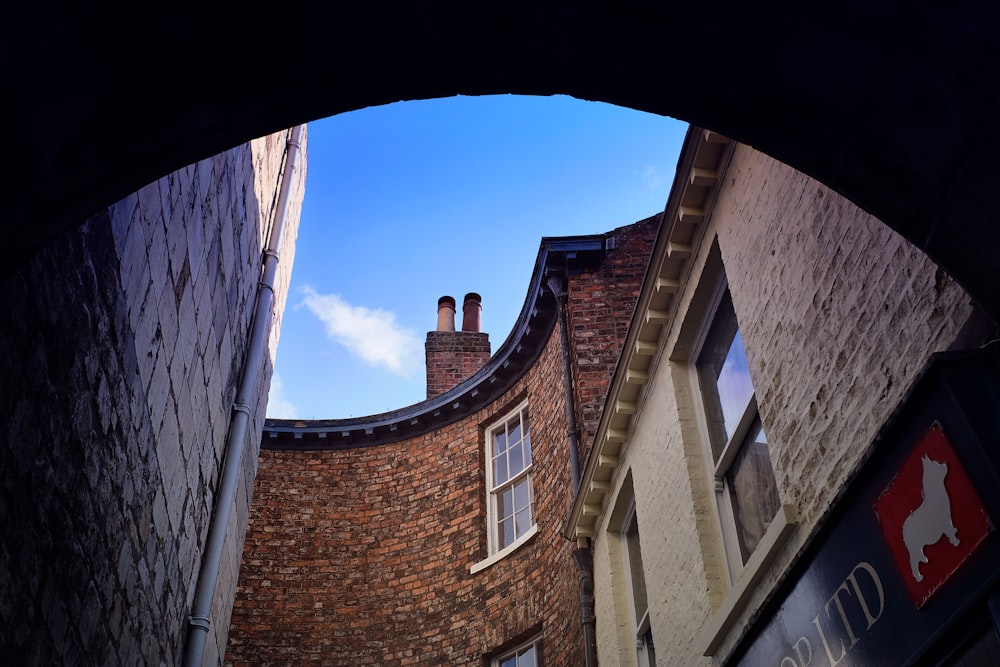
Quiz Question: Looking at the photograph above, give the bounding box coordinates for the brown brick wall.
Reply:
[227,328,581,665]
[425,331,492,398]
[227,218,657,666]
[567,215,659,464]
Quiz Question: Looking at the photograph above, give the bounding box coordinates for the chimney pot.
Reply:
[462,292,482,332]
[436,296,456,331]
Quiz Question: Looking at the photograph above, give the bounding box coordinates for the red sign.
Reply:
[873,423,991,607]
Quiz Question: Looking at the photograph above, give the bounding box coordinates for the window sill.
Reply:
[470,523,539,574]
[697,503,797,656]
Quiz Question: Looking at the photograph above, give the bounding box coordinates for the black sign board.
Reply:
[733,347,1000,666]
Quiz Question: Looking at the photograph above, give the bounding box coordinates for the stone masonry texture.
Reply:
[226,218,656,666]
[0,128,305,666]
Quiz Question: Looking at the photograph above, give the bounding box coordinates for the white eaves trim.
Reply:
[565,128,736,541]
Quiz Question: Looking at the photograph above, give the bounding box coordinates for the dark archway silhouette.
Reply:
[5,1,1000,315]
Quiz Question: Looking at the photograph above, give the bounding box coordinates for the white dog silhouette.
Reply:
[902,455,959,582]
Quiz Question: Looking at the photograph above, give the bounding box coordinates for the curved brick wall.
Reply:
[227,217,658,666]
[229,326,581,665]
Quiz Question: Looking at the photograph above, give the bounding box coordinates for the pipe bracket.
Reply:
[188,615,211,631]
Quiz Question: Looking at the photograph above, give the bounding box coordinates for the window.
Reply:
[622,503,655,667]
[486,402,535,555]
[493,637,541,667]
[694,283,780,575]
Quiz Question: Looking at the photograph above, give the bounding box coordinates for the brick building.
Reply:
[228,126,1000,667]
[226,218,659,664]
[568,128,999,665]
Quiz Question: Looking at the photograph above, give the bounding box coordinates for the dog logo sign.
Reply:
[901,455,959,582]
[874,423,991,607]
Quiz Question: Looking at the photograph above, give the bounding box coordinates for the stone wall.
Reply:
[0,128,305,665]
[590,145,977,665]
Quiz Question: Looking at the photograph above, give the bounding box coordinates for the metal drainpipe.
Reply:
[573,543,599,667]
[546,275,581,491]
[183,124,305,666]
[547,275,597,665]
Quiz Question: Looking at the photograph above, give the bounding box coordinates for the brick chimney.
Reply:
[425,293,491,398]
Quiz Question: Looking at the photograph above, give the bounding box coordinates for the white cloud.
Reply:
[298,286,423,378]
[641,165,663,191]
[266,372,299,419]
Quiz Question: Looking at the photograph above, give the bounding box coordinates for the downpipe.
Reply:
[573,544,599,667]
[547,275,581,491]
[547,275,597,664]
[183,124,305,666]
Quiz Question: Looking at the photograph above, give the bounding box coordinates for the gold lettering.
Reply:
[847,561,885,630]
[812,611,846,666]
[826,582,859,648]
[793,636,813,666]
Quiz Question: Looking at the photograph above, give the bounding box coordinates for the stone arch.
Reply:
[6,1,1000,315]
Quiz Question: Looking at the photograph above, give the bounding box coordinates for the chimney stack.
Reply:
[425,293,491,399]
[436,296,456,331]
[461,292,482,332]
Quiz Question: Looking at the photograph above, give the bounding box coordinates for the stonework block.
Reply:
[0,128,305,665]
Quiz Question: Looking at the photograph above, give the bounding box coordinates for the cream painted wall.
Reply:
[590,145,975,666]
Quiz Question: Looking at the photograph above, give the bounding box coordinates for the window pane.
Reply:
[509,442,524,476]
[513,478,530,511]
[499,517,515,548]
[718,330,753,440]
[523,433,532,465]
[638,629,655,667]
[727,422,780,560]
[494,453,508,485]
[499,487,514,519]
[514,507,531,538]
[624,515,649,619]
[500,656,516,667]
[495,430,508,454]
[696,289,754,459]
[519,645,536,666]
[508,417,521,447]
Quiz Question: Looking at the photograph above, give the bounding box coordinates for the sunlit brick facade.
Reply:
[226,217,658,665]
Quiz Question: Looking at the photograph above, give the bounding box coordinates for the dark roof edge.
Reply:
[261,234,608,451]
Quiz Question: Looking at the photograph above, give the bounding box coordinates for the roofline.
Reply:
[262,234,608,450]
[565,127,736,540]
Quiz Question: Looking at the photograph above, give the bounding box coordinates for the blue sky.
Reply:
[267,95,687,419]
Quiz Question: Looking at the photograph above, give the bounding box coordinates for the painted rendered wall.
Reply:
[591,145,975,666]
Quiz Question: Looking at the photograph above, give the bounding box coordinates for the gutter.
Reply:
[183,124,305,666]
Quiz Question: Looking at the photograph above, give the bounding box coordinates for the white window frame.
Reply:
[471,401,537,574]
[492,636,542,667]
[689,272,782,579]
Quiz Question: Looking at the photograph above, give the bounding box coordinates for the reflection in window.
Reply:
[696,286,780,566]
[488,404,535,553]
